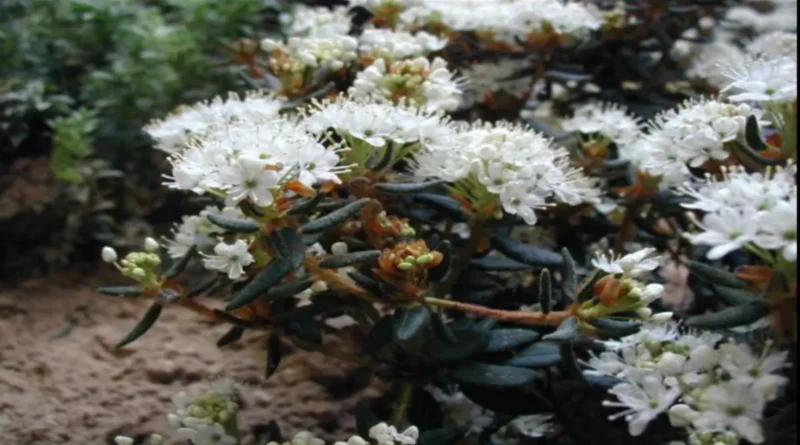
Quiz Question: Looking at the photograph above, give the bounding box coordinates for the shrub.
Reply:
[101,1,796,444]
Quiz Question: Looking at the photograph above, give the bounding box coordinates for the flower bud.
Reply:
[668,404,698,427]
[149,434,165,445]
[397,262,414,271]
[311,280,328,293]
[102,246,118,263]
[331,242,349,256]
[636,307,653,319]
[688,344,718,371]
[132,268,147,279]
[650,312,674,323]
[144,237,160,252]
[114,437,135,445]
[594,275,626,306]
[657,351,687,376]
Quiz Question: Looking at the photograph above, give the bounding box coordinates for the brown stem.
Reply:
[426,297,575,327]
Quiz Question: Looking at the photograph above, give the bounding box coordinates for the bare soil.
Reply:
[0,271,383,445]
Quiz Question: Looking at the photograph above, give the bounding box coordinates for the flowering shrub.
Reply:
[100,1,796,444]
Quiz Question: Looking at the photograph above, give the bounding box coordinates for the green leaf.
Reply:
[559,342,584,379]
[300,198,372,234]
[116,302,163,348]
[375,180,446,194]
[164,245,197,279]
[452,363,539,388]
[542,317,579,342]
[288,193,323,215]
[392,306,430,342]
[506,341,561,368]
[267,331,282,377]
[485,329,541,353]
[421,328,491,364]
[417,427,468,445]
[685,302,770,329]
[560,247,578,301]
[284,319,323,345]
[491,236,563,268]
[206,213,260,233]
[469,256,533,271]
[413,194,464,220]
[217,326,245,347]
[430,313,458,344]
[745,115,768,151]
[212,310,263,329]
[267,275,314,299]
[539,269,552,314]
[355,403,382,438]
[590,317,642,337]
[226,259,292,311]
[318,250,382,269]
[269,228,305,270]
[185,276,221,299]
[364,315,396,354]
[687,261,746,289]
[428,240,452,283]
[97,285,143,297]
[711,284,762,306]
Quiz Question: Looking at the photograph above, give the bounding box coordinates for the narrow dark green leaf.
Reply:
[347,270,384,294]
[288,193,323,215]
[590,317,642,337]
[212,309,263,328]
[375,180,446,194]
[712,284,761,306]
[300,198,372,234]
[206,213,259,233]
[164,245,197,279]
[428,240,452,283]
[355,403,381,438]
[418,427,468,445]
[559,342,584,380]
[560,247,578,301]
[486,329,541,353]
[318,250,381,269]
[539,269,552,314]
[116,302,163,348]
[547,69,592,82]
[185,276,221,299]
[685,302,770,329]
[542,317,579,342]
[269,228,305,270]
[686,261,745,289]
[226,259,291,311]
[452,363,539,388]
[392,306,430,342]
[413,194,464,220]
[431,312,458,344]
[491,236,563,268]
[267,331,282,377]
[367,143,394,171]
[421,328,491,364]
[364,315,395,354]
[745,115,768,151]
[506,341,561,368]
[284,319,323,345]
[469,256,533,271]
[97,285,143,297]
[267,275,314,299]
[217,326,245,347]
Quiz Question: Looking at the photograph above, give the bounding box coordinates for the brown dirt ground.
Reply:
[0,270,385,445]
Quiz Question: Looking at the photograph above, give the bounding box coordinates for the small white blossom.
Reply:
[562,102,643,149]
[592,248,661,279]
[202,240,254,279]
[721,56,798,104]
[289,5,352,38]
[692,382,766,444]
[717,342,789,401]
[604,370,682,437]
[358,28,447,61]
[102,246,118,263]
[433,388,494,432]
[506,414,554,438]
[369,423,419,445]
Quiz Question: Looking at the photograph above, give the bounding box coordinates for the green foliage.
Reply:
[48,108,97,183]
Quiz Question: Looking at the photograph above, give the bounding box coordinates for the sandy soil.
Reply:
[0,271,384,445]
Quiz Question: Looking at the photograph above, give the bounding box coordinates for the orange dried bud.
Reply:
[285,180,316,197]
[594,275,626,306]
[735,265,774,284]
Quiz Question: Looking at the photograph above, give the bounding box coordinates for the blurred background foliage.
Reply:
[0,0,285,281]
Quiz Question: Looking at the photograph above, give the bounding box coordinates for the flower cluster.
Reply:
[681,164,797,261]
[561,102,643,154]
[586,323,789,444]
[167,379,240,445]
[414,121,599,225]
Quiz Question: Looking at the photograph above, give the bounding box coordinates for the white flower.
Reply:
[263,34,359,72]
[747,31,798,61]
[506,414,554,438]
[656,351,688,376]
[562,102,643,149]
[102,246,118,263]
[219,157,280,206]
[289,5,352,38]
[604,371,682,436]
[413,120,598,225]
[178,422,237,445]
[114,437,135,445]
[369,423,419,445]
[752,199,797,262]
[717,342,789,401]
[687,206,760,260]
[143,237,160,252]
[458,58,535,107]
[358,28,447,61]
[433,388,494,432]
[291,431,325,445]
[334,436,369,445]
[693,382,766,444]
[202,240,254,279]
[592,248,661,278]
[349,57,463,112]
[685,40,747,88]
[143,91,283,154]
[667,404,700,427]
[721,56,798,103]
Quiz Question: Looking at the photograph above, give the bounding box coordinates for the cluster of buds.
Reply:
[268,431,326,445]
[379,240,443,275]
[260,36,358,96]
[102,238,162,290]
[167,379,240,445]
